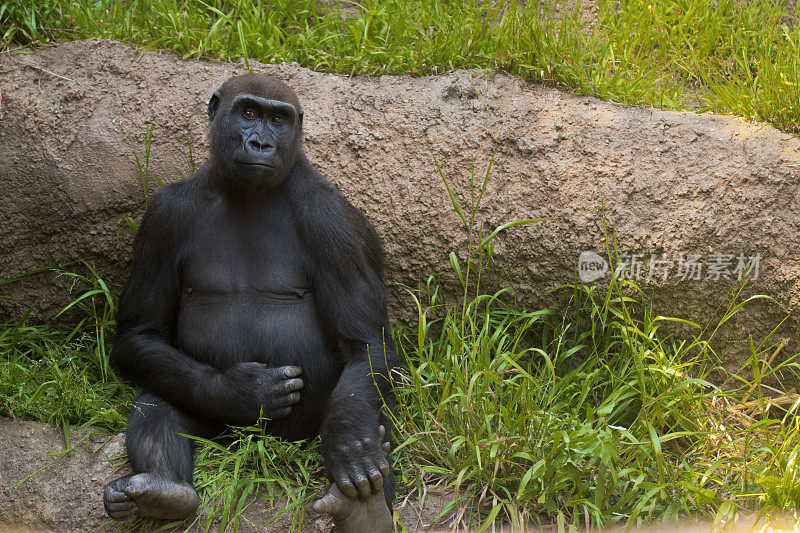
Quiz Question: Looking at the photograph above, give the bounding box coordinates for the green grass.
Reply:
[3,2,800,528]
[391,275,800,530]
[386,153,800,530]
[165,425,325,532]
[5,271,800,532]
[3,263,800,531]
[1,0,799,133]
[3,155,800,532]
[0,265,134,431]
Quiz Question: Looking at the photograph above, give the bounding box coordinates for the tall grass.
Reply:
[4,254,799,530]
[385,154,800,530]
[0,264,134,431]
[3,240,800,530]
[1,0,799,133]
[2,152,800,529]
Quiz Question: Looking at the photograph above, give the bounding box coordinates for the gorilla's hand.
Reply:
[322,425,391,500]
[219,362,303,421]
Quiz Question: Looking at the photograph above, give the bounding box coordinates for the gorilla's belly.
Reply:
[176,289,330,367]
[176,290,340,439]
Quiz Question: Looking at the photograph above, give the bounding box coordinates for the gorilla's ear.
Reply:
[207,91,222,120]
[297,106,304,128]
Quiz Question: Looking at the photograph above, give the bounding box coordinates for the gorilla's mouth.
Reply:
[237,160,274,169]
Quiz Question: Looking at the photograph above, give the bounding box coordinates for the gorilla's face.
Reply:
[208,88,303,190]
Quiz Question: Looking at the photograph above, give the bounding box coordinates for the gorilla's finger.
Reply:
[378,425,386,440]
[108,508,137,520]
[379,458,391,478]
[286,392,301,404]
[272,407,292,418]
[284,378,303,392]
[105,500,136,513]
[336,475,359,500]
[123,484,144,499]
[368,467,384,493]
[282,365,302,378]
[381,441,391,455]
[353,473,372,500]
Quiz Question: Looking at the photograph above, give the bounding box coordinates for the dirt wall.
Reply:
[1,40,799,370]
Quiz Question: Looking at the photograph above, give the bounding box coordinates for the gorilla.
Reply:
[102,73,397,533]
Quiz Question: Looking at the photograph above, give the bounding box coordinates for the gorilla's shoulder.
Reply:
[289,163,385,275]
[138,180,199,237]
[295,167,374,232]
[148,176,205,212]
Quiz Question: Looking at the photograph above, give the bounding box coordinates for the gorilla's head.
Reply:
[207,74,304,189]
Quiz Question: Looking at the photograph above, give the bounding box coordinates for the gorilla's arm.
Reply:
[111,187,204,404]
[316,269,395,500]
[291,164,397,500]
[111,186,223,418]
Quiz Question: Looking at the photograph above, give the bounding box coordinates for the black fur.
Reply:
[109,74,397,511]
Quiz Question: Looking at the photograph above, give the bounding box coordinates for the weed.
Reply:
[0,264,133,431]
[1,0,799,133]
[2,150,800,529]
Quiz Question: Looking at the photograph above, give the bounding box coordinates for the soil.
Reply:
[0,417,455,532]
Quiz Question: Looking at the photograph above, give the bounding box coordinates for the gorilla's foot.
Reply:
[313,483,392,533]
[103,473,199,521]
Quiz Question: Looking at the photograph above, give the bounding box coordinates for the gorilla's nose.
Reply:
[248,138,274,153]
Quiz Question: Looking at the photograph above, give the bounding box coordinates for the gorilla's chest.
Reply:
[180,203,312,295]
[174,201,325,369]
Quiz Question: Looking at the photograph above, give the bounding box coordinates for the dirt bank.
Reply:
[1,40,799,371]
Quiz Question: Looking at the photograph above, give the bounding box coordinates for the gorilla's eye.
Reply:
[272,115,284,125]
[242,109,257,119]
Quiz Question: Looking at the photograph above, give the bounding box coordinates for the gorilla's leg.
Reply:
[104,393,220,520]
[313,438,394,533]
